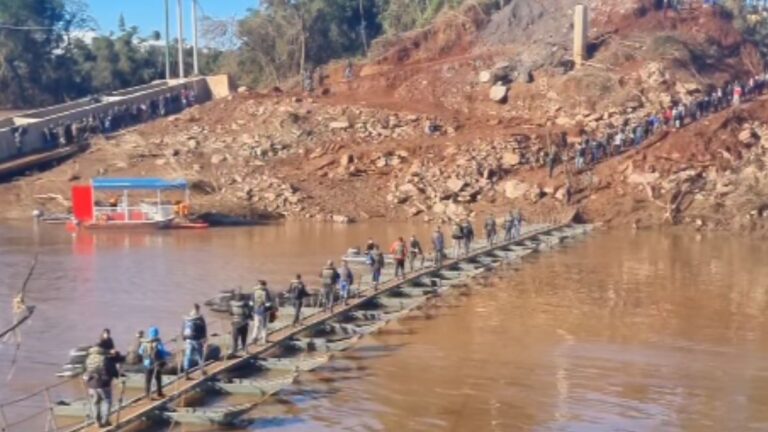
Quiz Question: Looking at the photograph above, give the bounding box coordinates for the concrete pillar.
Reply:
[573,4,588,68]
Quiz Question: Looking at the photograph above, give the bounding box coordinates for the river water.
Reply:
[2,223,768,431]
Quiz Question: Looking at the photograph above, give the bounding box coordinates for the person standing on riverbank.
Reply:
[139,327,170,400]
[288,274,310,326]
[320,261,340,312]
[182,304,207,379]
[390,237,408,279]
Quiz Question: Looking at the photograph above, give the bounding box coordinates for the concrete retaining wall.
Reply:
[0,76,227,164]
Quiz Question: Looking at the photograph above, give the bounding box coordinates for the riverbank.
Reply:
[1,1,766,232]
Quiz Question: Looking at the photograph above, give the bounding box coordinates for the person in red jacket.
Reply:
[390,237,408,280]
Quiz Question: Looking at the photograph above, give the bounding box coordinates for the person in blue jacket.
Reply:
[138,326,171,399]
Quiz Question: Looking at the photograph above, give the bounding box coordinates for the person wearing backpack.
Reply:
[338,262,354,306]
[288,274,310,326]
[181,304,208,380]
[390,237,408,280]
[251,281,274,345]
[320,261,340,312]
[138,327,170,399]
[83,346,119,427]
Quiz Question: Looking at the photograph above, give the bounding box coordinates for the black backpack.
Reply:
[183,316,204,340]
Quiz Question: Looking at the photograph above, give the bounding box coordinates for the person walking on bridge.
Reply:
[408,235,424,272]
[484,215,497,246]
[339,262,354,305]
[513,209,523,239]
[139,327,170,400]
[390,237,408,280]
[451,223,464,258]
[229,290,252,357]
[432,227,445,267]
[251,281,274,346]
[368,246,385,290]
[181,303,208,379]
[83,345,119,427]
[288,274,310,326]
[503,211,515,242]
[461,220,475,256]
[320,261,340,312]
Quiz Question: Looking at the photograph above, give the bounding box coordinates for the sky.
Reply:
[86,0,257,37]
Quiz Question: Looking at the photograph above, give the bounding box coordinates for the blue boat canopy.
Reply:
[91,178,188,191]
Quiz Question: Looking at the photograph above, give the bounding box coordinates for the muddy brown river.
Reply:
[2,222,768,431]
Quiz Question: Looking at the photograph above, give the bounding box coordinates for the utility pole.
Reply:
[164,0,171,80]
[192,0,199,75]
[359,0,368,55]
[177,0,185,79]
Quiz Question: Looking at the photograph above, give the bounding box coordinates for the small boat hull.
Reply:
[82,218,174,230]
[161,222,210,230]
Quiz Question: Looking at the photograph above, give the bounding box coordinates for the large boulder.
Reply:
[489,84,509,103]
[329,120,351,130]
[503,179,530,200]
[502,152,521,167]
[627,172,660,184]
[447,178,466,193]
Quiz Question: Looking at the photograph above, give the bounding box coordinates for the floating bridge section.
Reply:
[62,221,591,432]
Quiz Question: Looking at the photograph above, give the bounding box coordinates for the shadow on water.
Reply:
[340,343,409,361]
[279,386,343,403]
[243,416,306,430]
[315,371,374,384]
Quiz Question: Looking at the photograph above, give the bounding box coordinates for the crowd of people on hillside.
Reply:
[544,74,768,179]
[7,87,197,159]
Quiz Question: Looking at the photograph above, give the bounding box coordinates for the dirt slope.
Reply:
[3,0,768,233]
